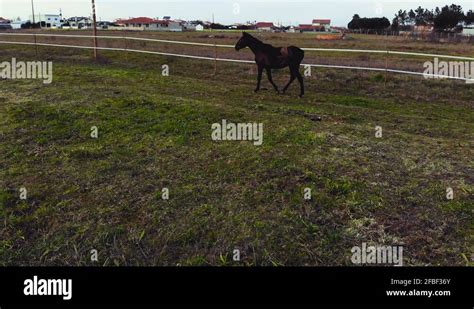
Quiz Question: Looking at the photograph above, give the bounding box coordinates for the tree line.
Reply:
[348,15,390,34]
[349,4,474,33]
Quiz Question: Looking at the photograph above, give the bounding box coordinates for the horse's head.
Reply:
[235,32,250,51]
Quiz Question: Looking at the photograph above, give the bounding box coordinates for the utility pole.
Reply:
[31,0,36,24]
[31,0,38,55]
[212,13,217,76]
[91,0,98,60]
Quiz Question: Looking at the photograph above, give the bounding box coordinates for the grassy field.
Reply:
[0,31,473,266]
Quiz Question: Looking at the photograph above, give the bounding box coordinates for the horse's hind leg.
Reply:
[295,53,305,98]
[265,68,280,93]
[287,48,305,98]
[282,67,297,94]
[295,69,304,98]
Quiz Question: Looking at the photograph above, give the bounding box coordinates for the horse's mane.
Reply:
[247,33,264,44]
[245,33,274,49]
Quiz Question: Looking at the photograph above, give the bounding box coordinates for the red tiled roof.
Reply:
[312,19,331,24]
[297,24,314,29]
[256,22,274,28]
[118,17,158,24]
[115,17,175,26]
[296,24,325,30]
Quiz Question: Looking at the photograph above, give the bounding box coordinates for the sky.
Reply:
[1,0,474,26]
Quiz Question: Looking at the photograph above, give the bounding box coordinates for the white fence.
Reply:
[0,32,473,81]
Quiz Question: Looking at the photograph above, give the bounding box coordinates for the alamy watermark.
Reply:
[211,119,263,146]
[0,58,53,84]
[24,276,72,300]
[423,57,474,84]
[351,242,403,266]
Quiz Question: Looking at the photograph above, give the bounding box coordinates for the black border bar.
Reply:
[0,267,472,307]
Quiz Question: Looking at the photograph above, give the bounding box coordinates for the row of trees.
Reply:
[393,4,473,30]
[349,4,474,33]
[348,15,390,34]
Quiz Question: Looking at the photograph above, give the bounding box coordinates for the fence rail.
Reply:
[1,32,473,61]
[0,33,472,82]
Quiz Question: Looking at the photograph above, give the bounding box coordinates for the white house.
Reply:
[255,22,274,32]
[29,14,62,28]
[116,17,183,31]
[195,24,204,31]
[10,18,27,29]
[181,21,197,31]
[66,17,93,29]
[154,20,183,31]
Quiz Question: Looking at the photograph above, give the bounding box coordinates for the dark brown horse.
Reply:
[235,32,305,97]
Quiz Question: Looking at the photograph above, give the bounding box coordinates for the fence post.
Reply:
[384,35,388,87]
[214,40,218,77]
[124,36,128,63]
[33,33,38,56]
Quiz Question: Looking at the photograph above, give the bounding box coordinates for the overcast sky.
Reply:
[1,0,473,26]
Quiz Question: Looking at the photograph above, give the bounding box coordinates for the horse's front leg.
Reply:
[295,70,304,98]
[265,68,280,93]
[254,66,263,93]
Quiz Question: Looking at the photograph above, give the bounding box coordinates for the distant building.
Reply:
[115,17,183,31]
[296,24,325,32]
[181,21,198,31]
[10,18,27,29]
[312,19,331,31]
[115,17,155,29]
[255,22,274,31]
[331,26,347,33]
[0,17,11,30]
[414,24,434,33]
[195,24,204,31]
[463,26,474,36]
[29,14,62,28]
[156,19,183,31]
[296,24,314,32]
[66,17,93,29]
